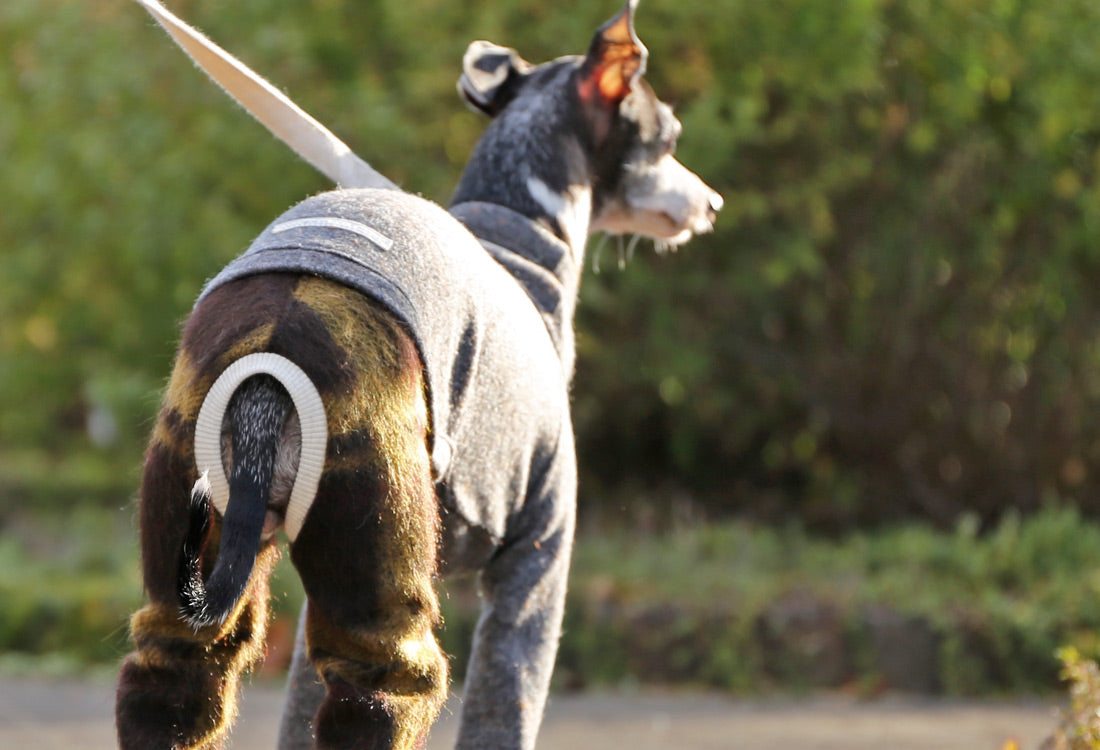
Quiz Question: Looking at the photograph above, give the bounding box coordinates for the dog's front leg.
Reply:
[454,444,577,750]
[278,604,326,749]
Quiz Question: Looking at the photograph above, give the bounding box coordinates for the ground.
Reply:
[0,676,1059,749]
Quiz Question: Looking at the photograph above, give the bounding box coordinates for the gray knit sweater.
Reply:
[201,188,579,750]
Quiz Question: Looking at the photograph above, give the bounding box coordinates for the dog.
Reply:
[114,2,722,749]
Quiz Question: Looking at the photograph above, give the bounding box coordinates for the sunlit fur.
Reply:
[116,275,447,750]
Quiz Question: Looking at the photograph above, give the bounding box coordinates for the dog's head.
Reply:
[457,0,722,250]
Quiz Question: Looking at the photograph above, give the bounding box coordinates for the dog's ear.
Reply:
[458,41,532,117]
[578,0,648,111]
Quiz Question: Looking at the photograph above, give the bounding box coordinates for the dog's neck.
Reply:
[450,200,581,372]
[450,81,596,263]
[450,188,585,378]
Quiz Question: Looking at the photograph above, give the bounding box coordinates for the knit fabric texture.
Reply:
[201,188,579,749]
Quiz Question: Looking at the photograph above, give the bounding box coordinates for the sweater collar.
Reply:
[450,201,583,369]
[450,202,579,288]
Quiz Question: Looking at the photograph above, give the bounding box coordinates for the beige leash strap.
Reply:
[132,0,397,190]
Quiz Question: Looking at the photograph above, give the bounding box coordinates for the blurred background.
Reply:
[4,0,1100,702]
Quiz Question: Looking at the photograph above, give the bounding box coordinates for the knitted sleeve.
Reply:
[453,426,577,750]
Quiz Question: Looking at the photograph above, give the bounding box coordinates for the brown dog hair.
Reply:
[116,274,448,750]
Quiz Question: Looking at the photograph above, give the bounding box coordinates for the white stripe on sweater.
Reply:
[273,217,394,251]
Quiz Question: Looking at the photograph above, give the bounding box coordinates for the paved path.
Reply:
[0,677,1061,749]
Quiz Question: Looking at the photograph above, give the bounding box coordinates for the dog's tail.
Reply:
[178,375,293,629]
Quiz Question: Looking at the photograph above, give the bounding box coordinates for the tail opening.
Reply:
[178,374,293,629]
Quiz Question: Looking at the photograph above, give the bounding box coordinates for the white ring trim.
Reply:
[193,352,328,542]
[273,217,394,251]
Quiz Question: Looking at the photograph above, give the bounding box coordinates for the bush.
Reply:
[6,1,1100,528]
[1047,647,1100,749]
[554,507,1100,695]
[444,508,1100,695]
[5,507,1100,696]
[573,0,1100,528]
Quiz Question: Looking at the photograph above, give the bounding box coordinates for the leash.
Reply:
[132,0,397,191]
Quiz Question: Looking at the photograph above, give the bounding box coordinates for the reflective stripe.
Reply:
[273,217,394,251]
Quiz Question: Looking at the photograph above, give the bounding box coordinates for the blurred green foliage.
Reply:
[3,0,1100,530]
[574,0,1100,529]
[561,506,1100,694]
[9,505,1100,695]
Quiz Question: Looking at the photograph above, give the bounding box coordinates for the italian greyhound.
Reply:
[115,2,721,749]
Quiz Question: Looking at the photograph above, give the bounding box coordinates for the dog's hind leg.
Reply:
[116,275,305,750]
[286,280,449,750]
[115,544,278,750]
[116,362,282,750]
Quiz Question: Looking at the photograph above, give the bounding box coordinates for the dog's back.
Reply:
[199,188,576,556]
